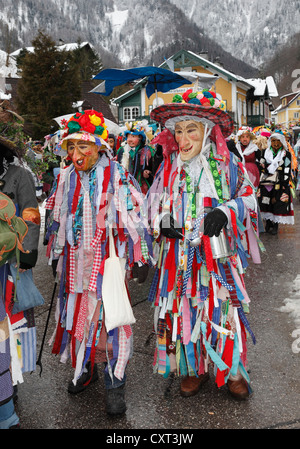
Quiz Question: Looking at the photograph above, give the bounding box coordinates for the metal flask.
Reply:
[209,229,232,259]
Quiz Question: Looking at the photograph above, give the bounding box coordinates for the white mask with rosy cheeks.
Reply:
[67,140,99,171]
[174,120,205,161]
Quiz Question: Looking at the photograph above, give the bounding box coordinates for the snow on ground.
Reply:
[278,274,300,328]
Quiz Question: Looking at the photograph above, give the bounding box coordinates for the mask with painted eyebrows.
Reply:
[174,120,205,161]
[67,139,99,171]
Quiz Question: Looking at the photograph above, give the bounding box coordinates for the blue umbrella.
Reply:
[91,66,192,98]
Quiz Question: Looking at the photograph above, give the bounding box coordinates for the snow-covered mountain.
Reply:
[0,0,298,77]
[169,0,300,66]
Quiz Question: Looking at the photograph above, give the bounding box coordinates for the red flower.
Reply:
[182,89,193,103]
[78,113,96,134]
[200,97,211,106]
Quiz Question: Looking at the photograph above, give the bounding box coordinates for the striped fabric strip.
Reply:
[20,327,36,373]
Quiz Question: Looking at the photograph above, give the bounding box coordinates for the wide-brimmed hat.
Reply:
[150,89,234,138]
[59,110,110,152]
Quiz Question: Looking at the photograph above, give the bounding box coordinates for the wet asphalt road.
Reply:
[13,200,300,432]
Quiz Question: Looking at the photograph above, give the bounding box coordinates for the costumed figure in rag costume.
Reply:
[0,190,29,429]
[44,110,152,416]
[258,132,295,235]
[117,120,158,194]
[0,136,43,427]
[147,89,263,400]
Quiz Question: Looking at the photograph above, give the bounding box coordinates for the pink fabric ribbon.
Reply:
[210,125,230,163]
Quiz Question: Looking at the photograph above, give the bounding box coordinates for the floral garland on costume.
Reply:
[172,89,227,110]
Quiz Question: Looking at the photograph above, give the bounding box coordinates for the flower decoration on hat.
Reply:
[58,109,111,153]
[237,125,255,139]
[64,109,108,140]
[124,120,147,141]
[172,89,226,110]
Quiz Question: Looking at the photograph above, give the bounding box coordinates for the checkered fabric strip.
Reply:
[141,239,149,260]
[148,268,159,303]
[68,234,81,294]
[69,244,76,294]
[45,192,56,210]
[74,290,88,342]
[88,228,103,292]
[83,190,93,251]
[114,326,132,381]
[123,324,132,338]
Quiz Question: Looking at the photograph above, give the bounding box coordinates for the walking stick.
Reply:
[36,277,57,377]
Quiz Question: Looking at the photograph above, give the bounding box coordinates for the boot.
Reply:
[105,384,127,416]
[227,377,250,400]
[271,222,278,235]
[265,219,272,233]
[180,373,209,397]
[67,362,99,394]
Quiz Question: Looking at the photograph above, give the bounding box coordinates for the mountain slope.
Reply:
[169,0,300,67]
[0,0,257,78]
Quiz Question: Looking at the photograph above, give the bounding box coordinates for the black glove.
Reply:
[204,208,228,237]
[160,213,183,239]
[19,249,38,270]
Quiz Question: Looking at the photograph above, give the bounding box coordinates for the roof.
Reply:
[81,81,117,122]
[246,76,278,97]
[10,42,93,59]
[274,90,300,113]
[161,49,250,86]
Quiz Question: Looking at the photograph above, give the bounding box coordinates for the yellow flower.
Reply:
[102,129,108,140]
[89,114,102,126]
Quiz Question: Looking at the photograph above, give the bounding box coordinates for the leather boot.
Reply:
[227,377,250,400]
[180,373,209,397]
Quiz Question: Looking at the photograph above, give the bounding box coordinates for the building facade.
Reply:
[113,49,277,130]
[273,91,300,128]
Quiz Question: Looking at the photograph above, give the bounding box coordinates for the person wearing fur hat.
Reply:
[147,89,262,401]
[44,110,152,416]
[0,136,42,428]
[117,121,157,193]
[258,132,294,234]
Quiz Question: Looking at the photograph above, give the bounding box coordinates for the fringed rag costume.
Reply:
[147,93,263,391]
[0,152,41,376]
[45,146,152,386]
